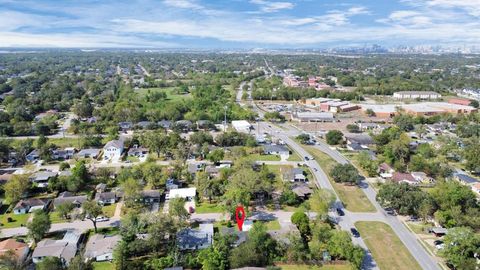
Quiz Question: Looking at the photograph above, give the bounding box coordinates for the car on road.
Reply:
[336,208,345,216]
[313,168,318,172]
[95,216,109,222]
[304,156,310,161]
[385,208,396,215]
[350,228,360,238]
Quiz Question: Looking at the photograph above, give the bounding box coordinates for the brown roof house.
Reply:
[0,239,29,262]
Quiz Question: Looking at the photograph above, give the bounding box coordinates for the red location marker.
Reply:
[235,205,246,231]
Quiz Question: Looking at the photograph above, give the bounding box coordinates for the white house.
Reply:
[32,230,81,266]
[84,234,121,262]
[231,120,252,133]
[167,187,196,201]
[103,140,124,161]
[94,192,117,205]
[13,198,50,215]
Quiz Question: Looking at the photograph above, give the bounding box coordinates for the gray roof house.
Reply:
[13,198,50,215]
[76,148,101,159]
[283,168,307,182]
[30,171,57,188]
[54,192,88,208]
[177,223,214,250]
[32,230,81,266]
[454,173,479,185]
[157,120,172,129]
[94,192,117,205]
[263,145,290,155]
[84,234,121,262]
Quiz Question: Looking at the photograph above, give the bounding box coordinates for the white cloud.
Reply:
[250,0,294,13]
[163,0,203,10]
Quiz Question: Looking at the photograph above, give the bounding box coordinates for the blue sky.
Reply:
[0,0,479,48]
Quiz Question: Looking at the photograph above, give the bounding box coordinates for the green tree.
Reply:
[56,202,75,220]
[67,255,92,270]
[346,124,360,133]
[357,151,378,177]
[27,210,51,243]
[169,197,189,220]
[330,163,359,184]
[296,134,310,144]
[207,148,225,164]
[0,249,26,270]
[325,130,343,145]
[309,189,336,218]
[82,200,103,233]
[36,256,63,270]
[376,182,428,216]
[441,227,480,270]
[4,174,30,204]
[291,211,311,241]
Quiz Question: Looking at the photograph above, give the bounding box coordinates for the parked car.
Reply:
[336,208,345,216]
[304,156,310,161]
[350,228,360,238]
[385,208,396,215]
[434,240,444,250]
[95,216,109,222]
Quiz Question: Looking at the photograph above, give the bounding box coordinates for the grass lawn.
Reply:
[0,213,30,228]
[136,87,191,101]
[102,204,117,218]
[49,211,70,224]
[248,153,281,161]
[195,202,224,214]
[126,156,139,162]
[355,221,422,270]
[263,220,281,230]
[278,264,352,270]
[302,146,375,212]
[287,151,302,161]
[92,261,115,270]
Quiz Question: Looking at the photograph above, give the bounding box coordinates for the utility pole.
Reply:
[224,105,228,132]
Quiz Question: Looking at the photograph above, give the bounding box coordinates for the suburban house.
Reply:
[136,121,154,129]
[157,120,173,130]
[177,223,214,250]
[0,239,29,262]
[346,142,366,151]
[84,234,121,262]
[166,178,181,190]
[391,172,418,185]
[220,227,247,247]
[33,230,81,266]
[283,168,307,182]
[205,165,220,178]
[140,190,161,204]
[454,173,479,186]
[103,140,124,161]
[411,172,433,184]
[291,183,313,200]
[54,192,88,208]
[51,147,76,160]
[167,187,196,201]
[26,149,40,162]
[127,145,149,157]
[345,134,375,148]
[94,192,117,205]
[96,183,107,193]
[13,198,50,214]
[175,120,193,131]
[29,171,57,188]
[263,144,290,156]
[470,182,480,195]
[76,148,101,159]
[187,161,207,175]
[118,122,133,131]
[378,163,394,178]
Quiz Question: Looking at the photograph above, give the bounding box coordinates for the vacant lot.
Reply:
[136,87,191,101]
[302,145,375,212]
[355,221,422,270]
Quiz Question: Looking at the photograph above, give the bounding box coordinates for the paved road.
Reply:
[1,217,121,238]
[272,123,441,270]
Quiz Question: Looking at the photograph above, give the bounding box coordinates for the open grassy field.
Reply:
[136,87,191,101]
[0,212,30,228]
[49,211,70,224]
[287,151,302,161]
[301,146,375,212]
[355,221,422,270]
[246,153,281,161]
[263,219,281,230]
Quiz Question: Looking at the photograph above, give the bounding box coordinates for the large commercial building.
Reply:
[361,102,477,118]
[304,98,359,113]
[393,91,442,100]
[291,112,335,122]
